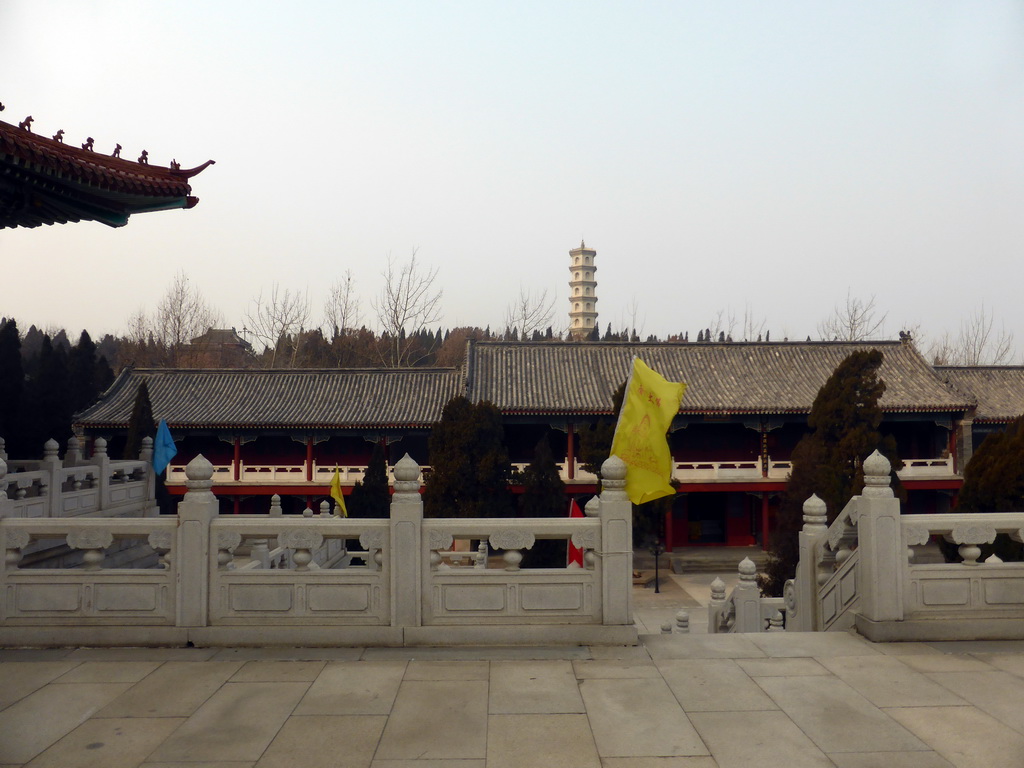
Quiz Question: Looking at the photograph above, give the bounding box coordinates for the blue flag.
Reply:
[153,419,178,475]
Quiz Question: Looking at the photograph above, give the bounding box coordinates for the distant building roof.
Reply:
[0,115,213,229]
[935,366,1024,423]
[466,341,971,416]
[76,368,464,430]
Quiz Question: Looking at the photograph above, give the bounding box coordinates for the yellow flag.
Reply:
[330,467,348,517]
[610,358,687,505]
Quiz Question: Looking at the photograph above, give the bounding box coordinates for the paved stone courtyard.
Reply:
[2,572,1023,767]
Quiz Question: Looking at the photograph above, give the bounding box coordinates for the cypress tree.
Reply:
[69,330,99,413]
[423,396,513,518]
[124,381,156,460]
[518,435,568,567]
[349,442,391,518]
[0,319,25,455]
[760,349,902,596]
[945,415,1024,562]
[26,335,73,454]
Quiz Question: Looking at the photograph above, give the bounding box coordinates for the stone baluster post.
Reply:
[0,436,6,462]
[789,494,827,631]
[390,454,422,629]
[65,436,83,468]
[708,576,727,632]
[93,437,111,511]
[856,450,904,623]
[599,455,633,626]
[175,455,218,627]
[139,436,156,512]
[0,457,9,520]
[42,439,61,518]
[732,557,765,632]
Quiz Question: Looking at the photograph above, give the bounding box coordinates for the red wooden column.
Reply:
[232,437,241,482]
[664,498,674,552]
[306,437,314,482]
[760,493,770,551]
[566,423,576,480]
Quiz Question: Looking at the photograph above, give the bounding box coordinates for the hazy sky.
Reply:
[3,1,1023,358]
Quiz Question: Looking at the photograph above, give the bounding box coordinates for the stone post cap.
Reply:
[185,454,214,484]
[802,494,827,530]
[0,457,6,480]
[710,576,726,600]
[862,449,894,497]
[393,453,420,482]
[601,455,627,482]
[93,437,108,456]
[738,557,758,582]
[43,438,59,460]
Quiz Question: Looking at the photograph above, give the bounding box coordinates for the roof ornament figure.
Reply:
[112,143,122,158]
[18,115,32,131]
[138,149,148,164]
[170,159,180,170]
[52,129,64,143]
[82,137,94,151]
[0,102,5,111]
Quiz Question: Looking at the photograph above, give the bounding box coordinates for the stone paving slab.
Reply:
[755,675,929,753]
[578,677,708,757]
[146,681,309,763]
[97,661,245,718]
[0,682,132,764]
[55,661,162,684]
[817,655,967,708]
[885,706,1024,768]
[658,658,778,712]
[689,710,833,768]
[925,671,1024,736]
[25,716,185,768]
[253,714,387,768]
[294,661,406,715]
[489,660,585,713]
[374,679,489,760]
[827,752,955,768]
[0,660,80,710]
[487,714,600,768]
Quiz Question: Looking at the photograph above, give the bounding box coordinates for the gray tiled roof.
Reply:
[935,366,1024,423]
[76,368,464,429]
[467,341,970,415]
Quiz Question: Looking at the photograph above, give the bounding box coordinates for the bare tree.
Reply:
[504,286,555,341]
[372,251,443,367]
[817,291,887,341]
[927,305,1015,365]
[154,272,222,366]
[245,284,312,368]
[323,270,362,340]
[740,303,767,342]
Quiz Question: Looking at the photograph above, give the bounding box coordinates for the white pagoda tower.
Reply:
[568,241,598,340]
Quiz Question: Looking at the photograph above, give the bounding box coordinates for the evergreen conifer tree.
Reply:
[518,435,568,566]
[0,319,25,455]
[125,381,156,460]
[27,335,73,454]
[945,415,1024,561]
[760,349,902,595]
[348,442,391,518]
[423,396,513,517]
[69,330,99,413]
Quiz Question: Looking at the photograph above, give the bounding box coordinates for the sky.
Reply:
[2,1,1023,358]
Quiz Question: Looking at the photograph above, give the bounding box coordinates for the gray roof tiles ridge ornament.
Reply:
[74,342,978,431]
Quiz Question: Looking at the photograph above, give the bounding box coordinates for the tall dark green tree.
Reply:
[578,381,626,476]
[69,330,100,413]
[26,335,73,454]
[761,349,902,596]
[124,381,156,460]
[518,435,568,567]
[0,319,25,455]
[944,414,1024,562]
[348,442,391,518]
[423,396,513,518]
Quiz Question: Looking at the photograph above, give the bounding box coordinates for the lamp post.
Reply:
[650,538,665,594]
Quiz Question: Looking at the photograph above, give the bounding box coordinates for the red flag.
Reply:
[568,498,585,567]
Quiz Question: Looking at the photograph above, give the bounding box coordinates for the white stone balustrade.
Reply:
[1,449,638,646]
[1,436,155,521]
[711,449,1024,642]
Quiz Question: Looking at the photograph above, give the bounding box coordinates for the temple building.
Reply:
[72,339,1005,550]
[568,241,598,339]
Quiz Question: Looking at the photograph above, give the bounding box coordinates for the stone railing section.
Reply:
[0,453,637,647]
[1,437,156,521]
[714,449,1024,641]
